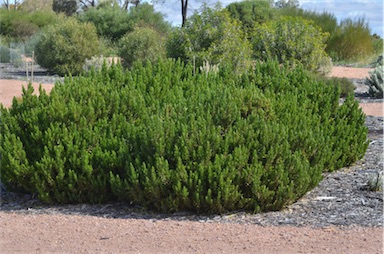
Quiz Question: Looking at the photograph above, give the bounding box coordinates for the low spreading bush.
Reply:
[0,59,368,214]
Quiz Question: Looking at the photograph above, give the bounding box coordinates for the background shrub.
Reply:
[118,26,166,68]
[77,4,134,41]
[166,5,252,75]
[251,16,332,75]
[0,59,368,214]
[35,16,100,76]
[0,9,57,41]
[226,0,275,33]
[0,44,10,62]
[277,8,338,38]
[128,3,171,36]
[317,76,355,98]
[327,18,374,62]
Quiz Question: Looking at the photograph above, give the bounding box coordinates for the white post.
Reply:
[31,51,34,83]
[25,55,28,81]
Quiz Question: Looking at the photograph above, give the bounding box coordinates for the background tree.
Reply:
[2,0,22,9]
[77,3,133,40]
[0,8,58,41]
[52,0,77,16]
[274,0,299,8]
[226,0,275,34]
[79,0,96,9]
[20,0,53,12]
[128,3,170,35]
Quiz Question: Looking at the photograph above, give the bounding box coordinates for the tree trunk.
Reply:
[181,0,188,27]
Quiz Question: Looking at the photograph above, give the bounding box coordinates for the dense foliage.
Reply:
[226,0,275,33]
[327,18,374,62]
[35,16,100,76]
[0,9,58,41]
[77,4,134,41]
[251,16,332,75]
[0,59,368,213]
[166,5,252,74]
[316,76,355,98]
[118,26,166,68]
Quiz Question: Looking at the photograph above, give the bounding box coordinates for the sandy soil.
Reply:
[0,66,383,254]
[0,80,54,108]
[0,213,382,254]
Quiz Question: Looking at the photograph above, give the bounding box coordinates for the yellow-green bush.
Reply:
[251,16,332,75]
[0,59,368,214]
[327,18,374,62]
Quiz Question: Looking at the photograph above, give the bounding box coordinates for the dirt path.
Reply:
[0,213,382,254]
[0,66,383,253]
[0,80,54,108]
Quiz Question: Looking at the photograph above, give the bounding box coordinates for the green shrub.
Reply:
[317,76,355,98]
[77,5,134,40]
[0,44,10,63]
[251,16,332,75]
[0,59,368,214]
[166,4,252,75]
[128,3,171,36]
[365,61,383,98]
[0,9,58,41]
[53,0,77,16]
[277,8,338,41]
[226,0,275,33]
[118,26,166,68]
[35,16,100,76]
[327,18,374,62]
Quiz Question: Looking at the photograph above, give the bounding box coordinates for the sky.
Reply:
[152,0,384,37]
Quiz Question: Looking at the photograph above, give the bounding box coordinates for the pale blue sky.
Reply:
[152,0,383,37]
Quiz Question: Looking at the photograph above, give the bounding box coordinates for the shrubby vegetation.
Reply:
[251,16,332,75]
[127,3,171,35]
[77,4,134,41]
[315,76,355,98]
[118,26,166,68]
[35,16,99,76]
[0,60,368,213]
[327,18,374,62]
[275,7,381,64]
[226,0,275,33]
[167,5,252,75]
[0,9,58,41]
